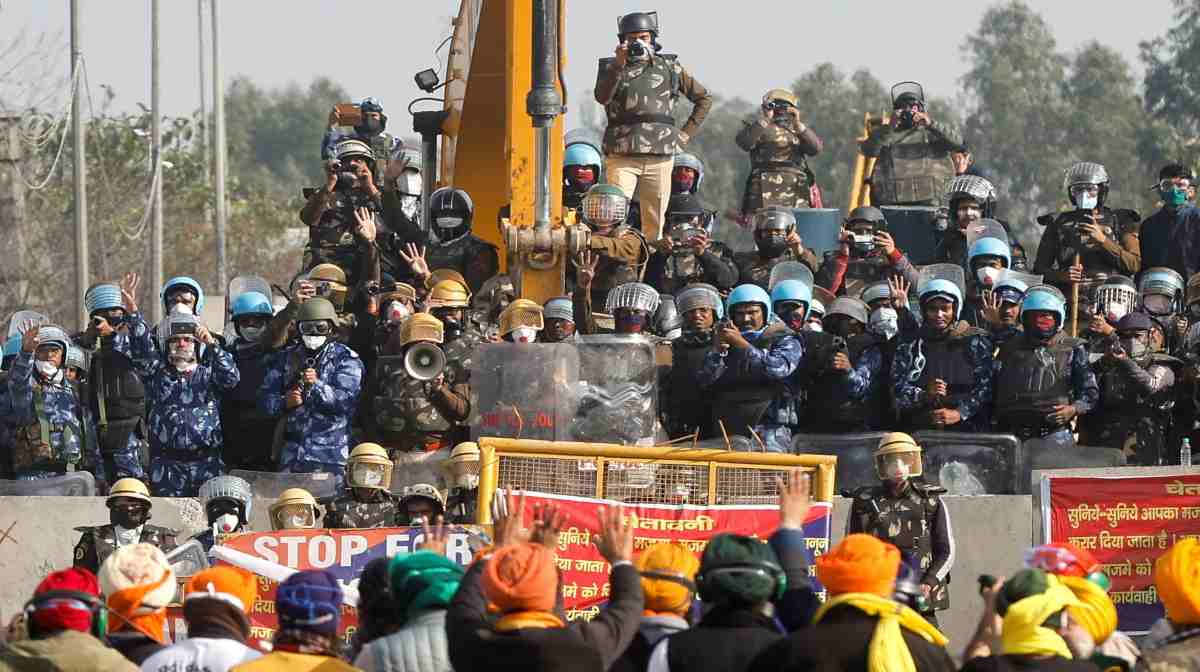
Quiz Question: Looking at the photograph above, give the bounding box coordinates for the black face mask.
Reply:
[756,234,788,257]
[110,503,150,530]
[356,118,384,137]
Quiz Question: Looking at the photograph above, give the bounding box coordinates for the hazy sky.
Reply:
[1,0,1178,130]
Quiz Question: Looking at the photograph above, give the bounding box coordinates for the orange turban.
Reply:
[483,543,559,613]
[98,544,176,644]
[816,534,901,597]
[184,566,258,614]
[1155,537,1200,626]
[636,542,700,614]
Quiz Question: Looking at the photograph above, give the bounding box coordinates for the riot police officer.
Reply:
[814,206,921,298]
[663,283,724,438]
[76,281,147,483]
[266,264,358,351]
[975,271,1031,347]
[369,280,419,354]
[891,271,994,432]
[595,11,712,241]
[258,297,364,482]
[301,138,384,286]
[697,284,803,452]
[424,187,500,294]
[935,176,1027,270]
[1084,275,1137,348]
[993,285,1097,447]
[541,297,577,344]
[847,433,953,627]
[192,474,253,553]
[862,82,963,207]
[321,97,399,166]
[961,234,1012,329]
[645,193,738,295]
[1139,267,1187,355]
[8,324,100,481]
[398,483,447,526]
[1033,162,1141,333]
[444,441,480,524]
[427,279,478,428]
[671,152,704,196]
[323,443,402,529]
[221,291,277,472]
[1079,311,1178,465]
[801,297,884,433]
[733,206,820,290]
[269,487,320,531]
[73,478,177,574]
[572,184,649,311]
[736,88,823,213]
[498,299,544,343]
[563,134,603,211]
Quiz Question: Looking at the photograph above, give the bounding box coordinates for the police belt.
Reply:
[615,113,676,126]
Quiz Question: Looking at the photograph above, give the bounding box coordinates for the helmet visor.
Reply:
[876,451,922,480]
[276,504,315,529]
[350,462,389,489]
[298,321,333,336]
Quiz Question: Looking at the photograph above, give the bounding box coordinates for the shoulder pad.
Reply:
[1036,212,1057,227]
[912,481,947,496]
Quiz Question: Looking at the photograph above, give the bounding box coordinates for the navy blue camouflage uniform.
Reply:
[127,313,239,496]
[7,352,101,481]
[258,341,364,483]
[892,325,995,432]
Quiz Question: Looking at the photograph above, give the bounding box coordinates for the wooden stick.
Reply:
[718,420,731,450]
[1071,253,1082,338]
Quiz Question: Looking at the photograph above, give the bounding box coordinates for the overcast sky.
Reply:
[1,0,1178,130]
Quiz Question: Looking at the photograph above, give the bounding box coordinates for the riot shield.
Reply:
[792,208,842,258]
[165,539,210,578]
[227,470,338,501]
[472,337,659,445]
[793,432,889,492]
[995,270,1042,290]
[1018,440,1126,495]
[0,472,96,496]
[768,261,815,293]
[7,310,48,338]
[812,286,837,312]
[917,263,967,301]
[912,431,1022,495]
[965,219,1009,251]
[390,446,453,495]
[226,276,273,318]
[880,206,939,266]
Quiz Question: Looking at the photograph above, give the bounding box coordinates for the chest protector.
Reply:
[665,340,714,433]
[711,324,793,435]
[601,55,680,156]
[13,382,82,472]
[78,524,175,569]
[843,256,892,297]
[89,344,146,452]
[807,333,882,424]
[1050,210,1127,281]
[872,128,956,204]
[907,329,983,423]
[371,355,452,440]
[324,494,398,529]
[994,334,1076,430]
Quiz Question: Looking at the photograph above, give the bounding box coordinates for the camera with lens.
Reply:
[851,233,876,256]
[766,100,791,113]
[329,160,358,191]
[627,39,648,59]
[897,109,916,130]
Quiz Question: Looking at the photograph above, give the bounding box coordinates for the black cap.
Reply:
[618,12,658,37]
[1116,311,1152,333]
[668,193,705,218]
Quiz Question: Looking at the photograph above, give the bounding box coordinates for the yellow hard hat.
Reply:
[425,269,469,292]
[498,299,545,337]
[380,283,417,305]
[763,88,798,107]
[347,442,394,491]
[428,280,471,308]
[400,312,445,346]
[106,478,151,506]
[269,488,319,530]
[874,432,923,479]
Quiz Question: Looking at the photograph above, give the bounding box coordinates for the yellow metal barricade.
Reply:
[474,438,836,524]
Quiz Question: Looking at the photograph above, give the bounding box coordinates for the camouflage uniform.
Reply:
[862,122,962,206]
[1033,207,1141,326]
[847,478,953,617]
[72,523,178,575]
[571,226,650,313]
[75,330,147,482]
[733,247,820,291]
[1079,353,1177,465]
[364,353,471,455]
[892,324,995,432]
[321,491,401,529]
[299,185,382,286]
[7,351,101,481]
[646,241,739,295]
[258,342,364,482]
[127,314,239,496]
[1138,630,1200,671]
[736,115,822,212]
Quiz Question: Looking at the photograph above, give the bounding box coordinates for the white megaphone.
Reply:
[404,342,446,381]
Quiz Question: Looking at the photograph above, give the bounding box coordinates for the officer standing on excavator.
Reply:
[862,82,962,207]
[594,11,712,241]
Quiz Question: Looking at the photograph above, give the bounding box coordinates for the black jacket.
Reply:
[447,559,644,672]
[1139,205,1200,284]
[959,654,1099,671]
[747,604,957,672]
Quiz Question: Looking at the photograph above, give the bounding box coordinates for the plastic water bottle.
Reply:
[1182,438,1193,468]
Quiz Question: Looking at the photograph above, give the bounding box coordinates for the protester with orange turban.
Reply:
[1140,537,1200,671]
[609,542,700,672]
[97,543,176,665]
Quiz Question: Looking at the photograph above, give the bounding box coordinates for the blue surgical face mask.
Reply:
[1077,192,1099,210]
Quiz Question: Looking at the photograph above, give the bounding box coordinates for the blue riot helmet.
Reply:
[919,280,963,319]
[770,279,812,331]
[84,282,124,316]
[564,143,602,176]
[672,152,704,195]
[727,284,773,332]
[1020,284,1067,338]
[162,276,205,314]
[968,236,1012,291]
[917,264,965,321]
[231,291,273,320]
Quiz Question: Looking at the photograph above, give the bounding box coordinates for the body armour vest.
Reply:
[710,324,793,435]
[994,334,1077,431]
[89,343,146,453]
[600,54,680,156]
[871,128,956,205]
[906,329,984,428]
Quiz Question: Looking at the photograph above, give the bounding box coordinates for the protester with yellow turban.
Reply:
[1139,537,1200,671]
[608,542,700,672]
[747,533,955,672]
[97,543,176,665]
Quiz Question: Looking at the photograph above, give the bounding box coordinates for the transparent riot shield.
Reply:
[964,219,1009,252]
[912,431,1022,495]
[389,446,453,495]
[227,470,339,501]
[1018,440,1126,494]
[917,263,967,302]
[165,539,210,578]
[768,261,815,293]
[793,432,889,492]
[7,310,48,338]
[573,336,659,445]
[0,472,97,496]
[793,208,842,258]
[995,270,1043,291]
[880,206,940,266]
[225,275,273,336]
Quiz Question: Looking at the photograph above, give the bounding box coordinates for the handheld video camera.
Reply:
[627,39,649,59]
[329,160,359,191]
[851,232,876,256]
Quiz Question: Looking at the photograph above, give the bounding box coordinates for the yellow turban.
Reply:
[635,542,700,614]
[1000,575,1081,659]
[1155,537,1200,626]
[1058,575,1117,645]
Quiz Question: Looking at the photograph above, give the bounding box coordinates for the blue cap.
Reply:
[231,291,273,319]
[276,570,342,635]
[727,284,774,322]
[162,277,205,312]
[968,237,1011,269]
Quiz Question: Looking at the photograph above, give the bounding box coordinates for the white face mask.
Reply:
[34,360,60,379]
[213,513,240,534]
[397,172,422,197]
[385,301,411,324]
[170,302,195,315]
[976,266,1003,287]
[436,216,463,229]
[453,472,480,490]
[1105,302,1128,323]
[804,321,823,333]
[168,340,197,372]
[1077,193,1099,210]
[869,307,899,340]
[511,326,538,343]
[302,335,327,351]
[239,326,264,343]
[401,196,420,220]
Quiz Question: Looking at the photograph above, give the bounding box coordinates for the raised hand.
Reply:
[776,469,812,529]
[418,516,450,556]
[399,242,431,280]
[120,272,141,314]
[491,488,531,547]
[594,504,634,564]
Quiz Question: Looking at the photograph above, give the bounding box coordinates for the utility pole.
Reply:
[71,0,88,329]
[150,0,164,325]
[212,0,227,292]
[197,0,210,228]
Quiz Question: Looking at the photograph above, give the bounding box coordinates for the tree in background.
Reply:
[1140,0,1200,175]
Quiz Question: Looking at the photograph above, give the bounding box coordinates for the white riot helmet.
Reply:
[198,475,253,530]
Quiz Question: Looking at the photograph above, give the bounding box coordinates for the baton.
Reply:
[1070,253,1081,338]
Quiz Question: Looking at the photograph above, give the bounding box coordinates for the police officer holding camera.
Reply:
[300,138,385,287]
[862,82,963,207]
[815,206,920,298]
[736,88,823,213]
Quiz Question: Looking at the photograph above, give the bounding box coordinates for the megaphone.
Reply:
[404,342,446,381]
